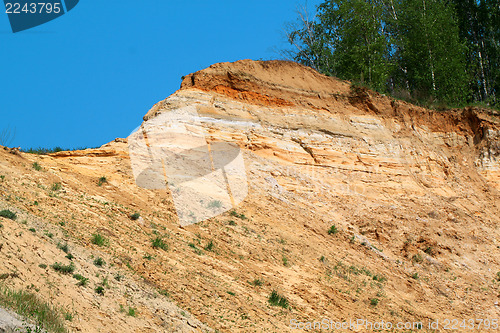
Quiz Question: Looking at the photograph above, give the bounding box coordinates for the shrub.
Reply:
[370,298,379,306]
[91,233,108,247]
[250,279,263,287]
[0,284,67,333]
[95,286,104,295]
[51,182,62,192]
[57,243,69,254]
[228,220,236,226]
[152,237,168,251]
[51,262,75,274]
[204,240,214,252]
[411,272,419,280]
[130,213,140,220]
[328,225,338,235]
[38,264,47,269]
[32,162,42,171]
[230,210,247,220]
[268,290,289,308]
[72,274,88,287]
[0,209,16,220]
[127,307,137,317]
[97,176,107,186]
[93,257,105,267]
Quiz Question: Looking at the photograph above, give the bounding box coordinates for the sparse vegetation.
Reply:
[91,233,108,247]
[57,242,69,253]
[73,274,89,287]
[38,264,47,269]
[152,237,168,251]
[51,182,62,192]
[130,212,140,220]
[0,283,67,333]
[32,162,42,171]
[230,210,247,220]
[411,272,419,280]
[412,253,423,263]
[51,262,75,275]
[228,220,236,226]
[250,279,264,287]
[93,257,105,267]
[328,225,338,235]
[29,227,36,233]
[370,298,379,306]
[268,290,289,308]
[282,256,289,267]
[97,176,108,186]
[127,307,137,317]
[0,209,16,220]
[95,286,105,295]
[204,240,214,251]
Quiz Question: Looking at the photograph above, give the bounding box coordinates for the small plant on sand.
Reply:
[32,162,42,171]
[328,225,338,235]
[0,209,16,220]
[152,237,168,251]
[93,257,105,267]
[51,262,75,275]
[91,233,108,247]
[370,298,379,306]
[268,290,289,308]
[97,176,107,186]
[130,212,140,220]
[95,286,104,295]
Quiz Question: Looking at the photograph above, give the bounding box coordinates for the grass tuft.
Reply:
[268,290,289,308]
[0,209,16,220]
[152,237,168,251]
[0,284,67,332]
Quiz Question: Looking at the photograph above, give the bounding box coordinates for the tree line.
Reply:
[284,0,499,108]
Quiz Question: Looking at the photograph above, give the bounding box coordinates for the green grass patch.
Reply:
[0,283,67,333]
[91,233,108,247]
[51,262,75,275]
[268,290,289,308]
[32,162,42,171]
[93,257,105,267]
[327,225,338,235]
[0,209,16,220]
[152,237,168,251]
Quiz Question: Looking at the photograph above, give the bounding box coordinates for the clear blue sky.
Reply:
[0,0,321,149]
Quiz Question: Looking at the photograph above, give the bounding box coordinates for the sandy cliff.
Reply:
[0,60,499,332]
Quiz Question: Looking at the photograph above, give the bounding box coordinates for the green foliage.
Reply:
[204,240,214,251]
[91,233,108,247]
[32,162,42,171]
[127,307,137,317]
[0,209,16,220]
[57,242,69,254]
[370,298,379,306]
[152,237,168,250]
[327,225,338,235]
[95,286,105,295]
[97,176,107,186]
[230,210,247,220]
[51,182,62,191]
[73,274,89,286]
[285,0,497,107]
[268,290,289,308]
[51,262,75,274]
[130,212,140,220]
[0,284,67,333]
[250,279,264,286]
[93,257,105,267]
